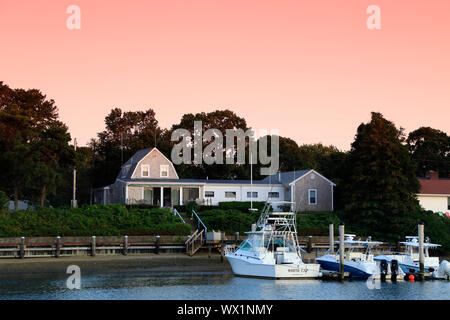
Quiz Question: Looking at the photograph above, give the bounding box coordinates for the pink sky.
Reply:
[1,0,449,150]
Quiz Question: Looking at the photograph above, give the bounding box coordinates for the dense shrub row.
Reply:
[198,209,261,234]
[298,210,450,253]
[0,205,191,237]
[174,201,268,215]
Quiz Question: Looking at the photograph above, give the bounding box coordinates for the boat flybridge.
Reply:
[224,201,322,279]
[316,234,405,279]
[374,236,450,279]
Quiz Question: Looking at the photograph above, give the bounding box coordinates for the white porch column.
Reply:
[103,188,107,205]
[160,186,164,207]
[180,187,183,205]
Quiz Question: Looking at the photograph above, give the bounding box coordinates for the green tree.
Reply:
[91,107,163,187]
[0,82,72,209]
[0,190,9,210]
[28,121,73,206]
[407,127,450,178]
[340,112,421,241]
[171,109,252,180]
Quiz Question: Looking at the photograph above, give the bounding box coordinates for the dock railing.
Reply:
[0,236,187,258]
[192,209,207,234]
[173,208,186,224]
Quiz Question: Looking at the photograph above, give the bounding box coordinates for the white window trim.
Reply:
[225,191,237,198]
[141,164,150,177]
[247,191,258,198]
[308,189,317,205]
[268,192,280,198]
[205,191,215,197]
[160,165,169,178]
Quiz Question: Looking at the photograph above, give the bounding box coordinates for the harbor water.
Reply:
[0,269,448,300]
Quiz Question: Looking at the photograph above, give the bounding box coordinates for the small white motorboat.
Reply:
[374,236,450,279]
[316,235,404,279]
[225,201,322,279]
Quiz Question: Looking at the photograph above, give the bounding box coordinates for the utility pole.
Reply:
[71,138,78,208]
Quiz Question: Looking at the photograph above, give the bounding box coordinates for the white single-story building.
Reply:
[94,148,336,212]
[417,171,450,216]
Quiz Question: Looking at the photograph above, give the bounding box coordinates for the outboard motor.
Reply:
[390,259,398,282]
[379,259,388,281]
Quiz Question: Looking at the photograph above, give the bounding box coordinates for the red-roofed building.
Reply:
[417,171,450,214]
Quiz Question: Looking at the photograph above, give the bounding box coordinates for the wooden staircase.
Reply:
[185,229,205,256]
[185,210,207,256]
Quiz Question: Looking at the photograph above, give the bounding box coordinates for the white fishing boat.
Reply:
[224,201,322,279]
[374,236,450,279]
[316,235,404,279]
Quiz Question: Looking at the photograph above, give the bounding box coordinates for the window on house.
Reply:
[308,189,317,205]
[160,165,169,177]
[246,192,258,198]
[205,191,214,197]
[141,165,150,177]
[183,188,200,203]
[225,191,236,198]
[268,192,279,198]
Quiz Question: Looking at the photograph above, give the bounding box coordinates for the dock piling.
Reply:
[339,222,345,281]
[155,235,160,254]
[123,235,128,255]
[221,232,225,263]
[55,236,61,258]
[307,236,312,253]
[234,232,239,243]
[19,236,25,259]
[91,236,96,257]
[418,222,425,281]
[329,222,334,254]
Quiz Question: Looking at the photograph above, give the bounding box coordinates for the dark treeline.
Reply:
[1,81,450,242]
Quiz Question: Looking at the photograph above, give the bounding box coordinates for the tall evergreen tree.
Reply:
[341,112,421,241]
[407,127,450,178]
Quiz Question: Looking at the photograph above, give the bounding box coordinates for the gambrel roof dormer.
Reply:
[117,148,179,180]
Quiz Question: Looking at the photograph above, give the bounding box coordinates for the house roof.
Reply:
[117,148,154,180]
[123,148,154,166]
[119,178,283,185]
[419,177,450,195]
[114,148,331,188]
[261,170,311,186]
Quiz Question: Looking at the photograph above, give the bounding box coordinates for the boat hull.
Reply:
[226,255,322,279]
[316,255,378,279]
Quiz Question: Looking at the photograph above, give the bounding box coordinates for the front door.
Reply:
[143,187,153,204]
[163,187,171,207]
[153,187,161,206]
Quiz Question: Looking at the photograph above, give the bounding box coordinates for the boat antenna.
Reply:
[250,153,253,211]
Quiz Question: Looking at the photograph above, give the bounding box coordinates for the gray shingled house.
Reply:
[94,148,335,212]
